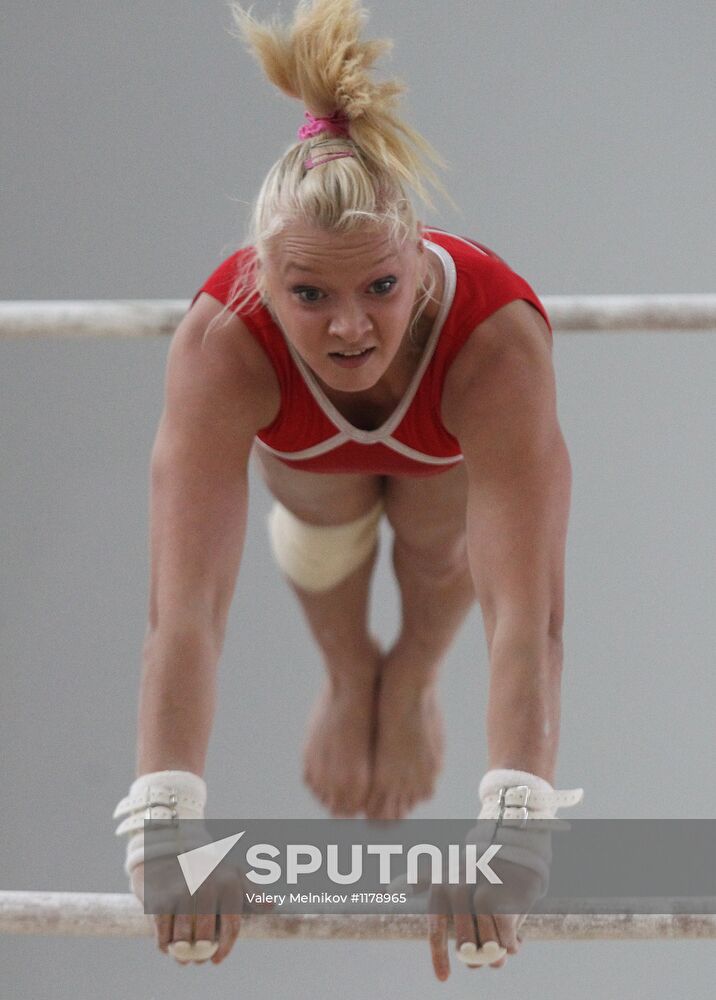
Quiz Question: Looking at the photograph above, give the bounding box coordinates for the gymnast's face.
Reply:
[261,221,427,393]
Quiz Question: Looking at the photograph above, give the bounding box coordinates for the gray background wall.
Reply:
[1,1,714,997]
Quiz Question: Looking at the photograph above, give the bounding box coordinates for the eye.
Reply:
[293,287,323,304]
[292,276,398,304]
[373,277,398,295]
[293,288,319,305]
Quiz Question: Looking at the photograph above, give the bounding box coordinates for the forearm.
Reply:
[135,625,221,777]
[484,633,563,785]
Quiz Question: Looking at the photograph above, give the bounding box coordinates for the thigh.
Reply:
[384,461,469,565]
[252,446,384,526]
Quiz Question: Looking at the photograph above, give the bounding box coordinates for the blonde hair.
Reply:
[207,0,458,338]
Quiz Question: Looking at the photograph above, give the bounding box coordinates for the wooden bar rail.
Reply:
[1,295,715,339]
[2,892,716,940]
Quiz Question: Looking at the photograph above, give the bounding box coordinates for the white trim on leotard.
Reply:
[256,237,465,466]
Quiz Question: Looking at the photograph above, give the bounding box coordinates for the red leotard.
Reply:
[190,227,552,477]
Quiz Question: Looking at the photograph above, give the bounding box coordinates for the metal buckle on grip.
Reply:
[143,787,179,826]
[497,784,531,828]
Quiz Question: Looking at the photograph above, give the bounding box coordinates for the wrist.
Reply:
[113,769,208,876]
[478,767,583,821]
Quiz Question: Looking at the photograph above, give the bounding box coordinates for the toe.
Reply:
[365,789,384,821]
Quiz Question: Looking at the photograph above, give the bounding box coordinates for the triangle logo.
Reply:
[177,831,245,895]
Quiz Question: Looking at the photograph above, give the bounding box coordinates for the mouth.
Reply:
[328,346,376,368]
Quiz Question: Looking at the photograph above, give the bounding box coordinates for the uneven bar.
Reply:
[1,294,716,339]
[2,892,716,940]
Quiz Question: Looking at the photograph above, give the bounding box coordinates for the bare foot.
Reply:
[365,639,445,821]
[302,639,382,817]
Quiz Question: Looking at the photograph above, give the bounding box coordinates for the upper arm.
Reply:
[443,301,571,645]
[148,293,279,634]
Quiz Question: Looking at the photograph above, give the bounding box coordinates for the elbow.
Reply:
[480,596,566,676]
[489,607,564,666]
[144,590,230,651]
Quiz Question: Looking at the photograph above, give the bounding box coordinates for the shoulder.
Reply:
[440,299,556,442]
[168,291,281,432]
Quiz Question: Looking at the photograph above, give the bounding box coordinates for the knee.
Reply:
[267,500,383,593]
[392,531,470,586]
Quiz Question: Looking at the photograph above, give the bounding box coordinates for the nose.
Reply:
[328,303,373,343]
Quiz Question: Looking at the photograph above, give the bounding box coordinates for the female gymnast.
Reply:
[112,0,583,977]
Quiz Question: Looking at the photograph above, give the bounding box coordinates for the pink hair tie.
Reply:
[303,150,356,170]
[298,109,351,140]
[298,110,356,170]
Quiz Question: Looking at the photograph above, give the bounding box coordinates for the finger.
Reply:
[427,912,450,981]
[169,882,218,964]
[154,914,173,955]
[170,912,196,964]
[495,913,521,955]
[192,910,218,963]
[212,913,241,964]
[447,883,481,969]
[454,911,480,968]
[211,882,244,964]
[483,926,509,970]
[474,914,507,967]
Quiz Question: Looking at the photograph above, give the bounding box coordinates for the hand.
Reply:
[129,858,270,965]
[427,835,548,980]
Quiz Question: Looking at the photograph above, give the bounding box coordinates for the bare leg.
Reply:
[253,451,476,821]
[253,449,384,816]
[366,462,477,820]
[293,549,383,816]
